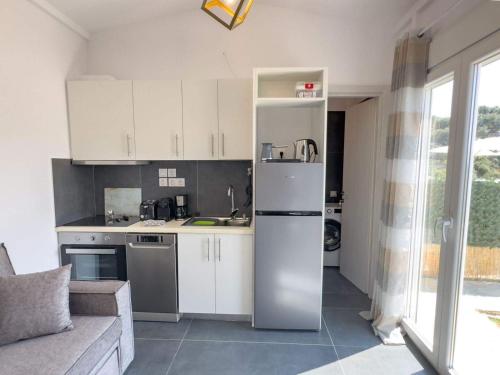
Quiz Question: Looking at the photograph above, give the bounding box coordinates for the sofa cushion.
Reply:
[0,315,121,375]
[0,243,15,277]
[0,265,73,346]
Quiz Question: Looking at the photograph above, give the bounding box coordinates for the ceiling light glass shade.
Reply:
[201,0,254,30]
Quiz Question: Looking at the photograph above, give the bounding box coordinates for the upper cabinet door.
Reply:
[218,80,253,160]
[67,81,135,161]
[182,80,219,160]
[133,80,183,160]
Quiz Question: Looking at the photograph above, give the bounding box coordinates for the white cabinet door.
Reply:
[182,80,219,160]
[218,80,253,160]
[215,234,253,315]
[178,234,216,313]
[340,98,378,293]
[133,80,183,160]
[67,81,135,161]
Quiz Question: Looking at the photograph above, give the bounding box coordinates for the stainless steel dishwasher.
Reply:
[126,234,179,322]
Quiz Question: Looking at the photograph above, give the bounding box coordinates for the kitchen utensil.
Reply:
[139,200,158,221]
[175,195,188,220]
[260,143,289,162]
[293,139,318,163]
[157,198,175,221]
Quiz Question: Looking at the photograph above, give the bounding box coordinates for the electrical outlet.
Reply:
[159,178,169,187]
[167,168,176,178]
[329,190,338,198]
[168,178,185,187]
[159,168,169,178]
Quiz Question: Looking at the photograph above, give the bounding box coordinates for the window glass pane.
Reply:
[412,79,454,345]
[453,56,500,375]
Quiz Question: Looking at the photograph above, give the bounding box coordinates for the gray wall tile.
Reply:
[53,160,252,219]
[197,161,252,217]
[141,161,198,215]
[52,159,95,226]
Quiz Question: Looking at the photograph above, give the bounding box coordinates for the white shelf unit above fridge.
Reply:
[253,68,328,164]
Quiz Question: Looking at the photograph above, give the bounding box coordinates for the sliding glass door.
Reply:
[405,31,500,375]
[452,51,500,375]
[408,75,455,350]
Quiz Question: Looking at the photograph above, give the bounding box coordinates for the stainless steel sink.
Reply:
[222,218,251,227]
[182,217,251,227]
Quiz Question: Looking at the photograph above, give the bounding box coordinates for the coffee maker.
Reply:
[175,195,188,220]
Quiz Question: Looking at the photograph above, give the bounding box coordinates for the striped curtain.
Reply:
[369,35,430,345]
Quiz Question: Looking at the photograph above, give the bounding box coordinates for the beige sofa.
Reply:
[0,243,134,375]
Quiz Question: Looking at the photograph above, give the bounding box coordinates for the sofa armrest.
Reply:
[69,280,135,373]
[69,280,128,316]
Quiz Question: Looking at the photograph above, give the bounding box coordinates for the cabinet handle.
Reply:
[207,237,210,262]
[211,134,215,157]
[175,134,179,157]
[126,134,132,157]
[222,133,225,157]
[218,238,221,261]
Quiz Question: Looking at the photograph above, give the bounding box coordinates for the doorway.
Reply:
[325,96,380,295]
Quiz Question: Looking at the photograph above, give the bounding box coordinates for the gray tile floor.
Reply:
[125,267,436,375]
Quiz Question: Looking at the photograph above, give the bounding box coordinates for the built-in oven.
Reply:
[58,232,127,281]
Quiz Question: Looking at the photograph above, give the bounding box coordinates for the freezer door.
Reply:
[254,215,323,330]
[255,163,324,212]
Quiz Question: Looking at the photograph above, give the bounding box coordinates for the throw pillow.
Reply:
[0,264,73,346]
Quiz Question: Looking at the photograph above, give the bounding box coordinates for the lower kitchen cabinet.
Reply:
[178,233,253,315]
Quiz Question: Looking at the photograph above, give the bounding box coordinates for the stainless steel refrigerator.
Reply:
[254,162,324,330]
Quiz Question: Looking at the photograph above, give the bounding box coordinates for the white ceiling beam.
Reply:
[29,0,90,39]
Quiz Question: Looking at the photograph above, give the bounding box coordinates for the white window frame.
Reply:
[403,29,500,375]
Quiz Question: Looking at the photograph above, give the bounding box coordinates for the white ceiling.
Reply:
[43,0,415,33]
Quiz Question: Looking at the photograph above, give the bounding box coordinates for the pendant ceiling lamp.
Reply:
[201,0,254,30]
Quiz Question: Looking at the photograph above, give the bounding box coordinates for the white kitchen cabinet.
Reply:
[215,234,253,315]
[182,80,219,160]
[133,80,183,160]
[67,81,135,161]
[177,233,253,315]
[178,234,216,314]
[217,80,253,160]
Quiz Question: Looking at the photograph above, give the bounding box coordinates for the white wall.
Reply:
[87,4,398,86]
[0,0,87,273]
[429,1,500,68]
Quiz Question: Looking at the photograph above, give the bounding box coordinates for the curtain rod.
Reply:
[417,0,466,37]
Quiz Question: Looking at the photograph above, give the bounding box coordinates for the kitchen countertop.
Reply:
[55,218,254,235]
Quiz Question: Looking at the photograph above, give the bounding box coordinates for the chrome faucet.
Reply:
[227,185,239,220]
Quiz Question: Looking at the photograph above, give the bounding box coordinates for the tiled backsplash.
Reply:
[52,159,252,225]
[52,159,96,226]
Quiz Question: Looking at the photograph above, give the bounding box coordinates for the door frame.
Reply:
[328,85,388,298]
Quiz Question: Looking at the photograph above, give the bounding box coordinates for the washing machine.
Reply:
[324,203,341,266]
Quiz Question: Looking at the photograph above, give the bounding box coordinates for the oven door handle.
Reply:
[66,248,117,255]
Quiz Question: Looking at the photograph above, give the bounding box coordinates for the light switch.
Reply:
[167,168,177,178]
[159,178,169,187]
[169,178,185,187]
[329,190,338,198]
[159,168,169,178]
